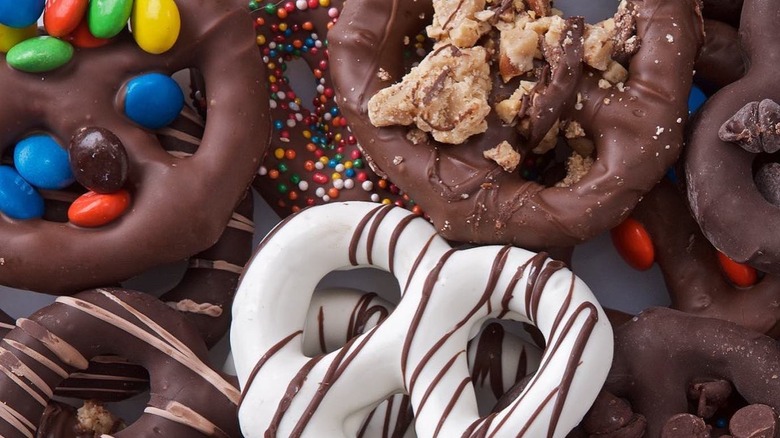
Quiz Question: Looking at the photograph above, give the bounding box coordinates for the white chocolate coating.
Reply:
[231,202,613,437]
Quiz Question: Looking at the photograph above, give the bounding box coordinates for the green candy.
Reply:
[6,36,74,73]
[89,0,133,39]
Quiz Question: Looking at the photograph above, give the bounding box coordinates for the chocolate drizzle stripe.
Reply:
[548,273,575,339]
[15,318,89,370]
[416,350,464,416]
[349,204,387,266]
[471,324,507,400]
[239,330,303,409]
[383,394,395,437]
[0,403,34,438]
[388,213,417,275]
[56,295,239,403]
[514,386,560,437]
[433,376,472,437]
[0,350,51,404]
[409,246,512,395]
[266,355,326,437]
[366,204,394,265]
[65,372,148,382]
[357,406,375,438]
[291,324,383,435]
[515,346,528,386]
[498,258,534,318]
[2,339,69,378]
[144,403,229,438]
[401,249,457,380]
[529,261,565,325]
[402,233,439,295]
[189,259,244,274]
[317,306,328,353]
[522,253,550,324]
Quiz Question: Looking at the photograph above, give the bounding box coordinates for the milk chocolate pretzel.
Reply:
[328,0,703,248]
[582,307,780,437]
[611,179,780,337]
[0,0,267,294]
[0,288,240,438]
[685,0,780,274]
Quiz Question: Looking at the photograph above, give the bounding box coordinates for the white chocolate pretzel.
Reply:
[231,202,613,437]
[298,288,543,437]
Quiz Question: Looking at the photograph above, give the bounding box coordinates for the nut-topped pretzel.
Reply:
[328,0,703,248]
[231,202,612,437]
[0,0,268,294]
[611,179,780,337]
[685,0,780,274]
[0,288,241,438]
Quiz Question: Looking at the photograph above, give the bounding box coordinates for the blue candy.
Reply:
[124,73,184,129]
[14,134,75,190]
[688,84,707,114]
[0,165,44,219]
[0,0,45,28]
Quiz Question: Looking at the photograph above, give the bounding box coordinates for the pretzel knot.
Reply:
[231,202,613,437]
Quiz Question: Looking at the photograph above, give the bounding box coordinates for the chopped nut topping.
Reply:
[427,0,490,47]
[77,400,124,435]
[603,60,628,84]
[556,153,594,187]
[406,128,429,144]
[495,80,536,124]
[484,140,522,172]
[368,45,492,144]
[583,19,616,71]
[531,119,560,153]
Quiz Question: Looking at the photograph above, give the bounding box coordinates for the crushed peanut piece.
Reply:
[77,400,124,435]
[368,45,492,144]
[556,154,594,187]
[531,120,560,154]
[484,141,522,172]
[406,128,428,144]
[427,0,490,47]
[495,80,537,124]
[603,60,628,84]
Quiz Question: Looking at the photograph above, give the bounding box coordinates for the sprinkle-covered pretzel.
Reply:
[0,288,241,438]
[327,0,703,248]
[231,202,612,437]
[685,0,780,274]
[0,0,268,294]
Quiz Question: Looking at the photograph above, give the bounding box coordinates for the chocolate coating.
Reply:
[602,308,780,437]
[702,0,744,26]
[627,179,780,337]
[685,0,780,273]
[0,0,268,294]
[694,19,745,94]
[329,0,703,248]
[0,288,240,438]
[68,127,128,193]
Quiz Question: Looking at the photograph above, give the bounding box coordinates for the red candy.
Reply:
[44,0,89,37]
[611,217,655,271]
[716,251,758,288]
[68,190,130,227]
[65,17,111,48]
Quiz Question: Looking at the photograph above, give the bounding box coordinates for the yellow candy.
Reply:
[0,23,36,53]
[131,0,180,54]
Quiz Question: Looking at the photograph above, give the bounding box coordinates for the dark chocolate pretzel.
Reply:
[685,0,780,274]
[328,0,703,248]
[0,0,268,295]
[613,179,780,337]
[0,288,240,438]
[596,307,780,437]
[694,18,745,94]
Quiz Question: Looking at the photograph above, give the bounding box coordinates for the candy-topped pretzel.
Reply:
[328,0,703,248]
[685,0,780,274]
[0,0,267,294]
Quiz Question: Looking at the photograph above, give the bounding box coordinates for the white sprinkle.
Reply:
[362,181,374,191]
[298,181,309,191]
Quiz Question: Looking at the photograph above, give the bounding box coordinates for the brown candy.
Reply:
[68,127,128,193]
[729,404,777,438]
[719,99,780,154]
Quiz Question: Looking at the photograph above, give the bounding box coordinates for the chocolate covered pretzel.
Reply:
[0,0,268,294]
[588,307,780,437]
[611,179,780,337]
[0,288,240,438]
[685,0,780,274]
[328,0,703,248]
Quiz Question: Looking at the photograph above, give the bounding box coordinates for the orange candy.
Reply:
[44,0,89,37]
[610,217,655,271]
[65,17,111,48]
[68,190,130,227]
[716,251,758,288]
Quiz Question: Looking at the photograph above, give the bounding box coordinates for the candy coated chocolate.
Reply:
[68,127,128,193]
